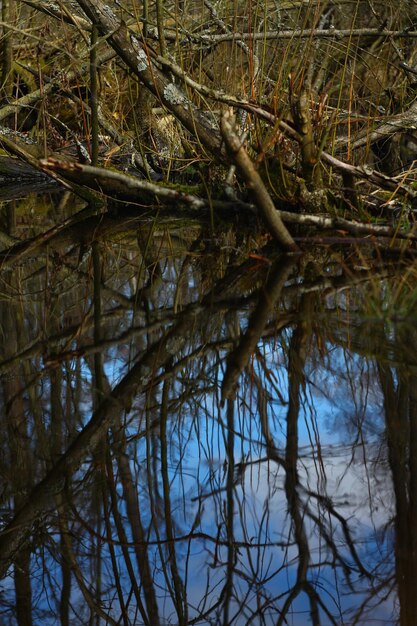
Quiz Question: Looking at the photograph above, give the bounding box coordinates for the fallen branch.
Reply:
[22,0,91,32]
[40,158,209,208]
[322,151,417,199]
[192,28,417,44]
[1,132,415,273]
[40,157,417,244]
[220,111,299,252]
[335,101,417,153]
[278,209,417,241]
[0,134,76,190]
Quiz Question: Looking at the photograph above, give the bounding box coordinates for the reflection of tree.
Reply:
[280,295,318,624]
[159,372,188,625]
[252,290,372,625]
[113,430,160,625]
[0,217,409,624]
[1,290,33,626]
[377,324,417,626]
[314,274,417,625]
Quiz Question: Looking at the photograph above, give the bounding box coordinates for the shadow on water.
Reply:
[1,190,417,625]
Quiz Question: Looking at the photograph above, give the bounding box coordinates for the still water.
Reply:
[0,191,415,625]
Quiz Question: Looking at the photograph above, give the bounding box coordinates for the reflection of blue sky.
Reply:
[71,338,397,623]
[135,340,396,625]
[174,451,394,624]
[1,301,399,624]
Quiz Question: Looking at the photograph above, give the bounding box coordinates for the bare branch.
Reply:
[220,111,299,252]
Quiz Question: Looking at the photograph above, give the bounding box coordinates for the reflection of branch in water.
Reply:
[86,358,160,626]
[303,487,372,582]
[59,515,120,626]
[221,256,296,402]
[222,399,236,626]
[105,449,149,622]
[257,285,374,624]
[252,289,346,625]
[256,348,372,584]
[255,370,287,468]
[158,370,188,625]
[191,457,250,502]
[0,239,273,576]
[2,213,406,624]
[277,297,320,626]
[64,497,292,553]
[0,299,198,578]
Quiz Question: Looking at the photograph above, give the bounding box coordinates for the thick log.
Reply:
[73,0,225,158]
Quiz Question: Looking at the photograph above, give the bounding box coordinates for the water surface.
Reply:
[0,192,415,625]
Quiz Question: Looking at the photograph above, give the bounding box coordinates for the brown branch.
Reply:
[220,111,299,251]
[22,0,91,31]
[2,145,416,258]
[336,101,417,153]
[322,151,417,199]
[290,87,319,189]
[0,48,116,124]
[279,208,417,241]
[39,158,210,208]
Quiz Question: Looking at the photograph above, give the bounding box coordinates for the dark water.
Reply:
[0,191,415,625]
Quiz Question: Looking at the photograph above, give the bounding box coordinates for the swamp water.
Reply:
[0,190,415,626]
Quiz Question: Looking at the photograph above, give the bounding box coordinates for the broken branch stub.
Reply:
[291,88,320,190]
[220,112,299,252]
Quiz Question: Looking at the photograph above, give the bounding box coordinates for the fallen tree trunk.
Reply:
[73,0,226,158]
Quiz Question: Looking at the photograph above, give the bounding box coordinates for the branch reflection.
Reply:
[0,210,413,624]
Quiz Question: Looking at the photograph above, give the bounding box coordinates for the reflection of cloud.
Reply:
[118,333,398,625]
[169,394,395,625]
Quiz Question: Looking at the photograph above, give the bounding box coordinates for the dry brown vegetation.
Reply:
[1,0,417,246]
